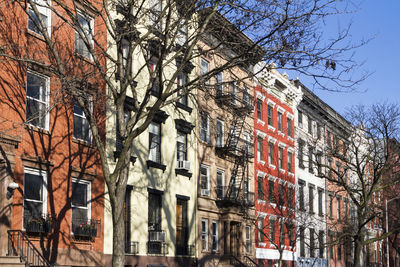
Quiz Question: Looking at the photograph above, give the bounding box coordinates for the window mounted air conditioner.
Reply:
[177,160,190,171]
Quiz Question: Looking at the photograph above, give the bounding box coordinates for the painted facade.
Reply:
[254,65,302,266]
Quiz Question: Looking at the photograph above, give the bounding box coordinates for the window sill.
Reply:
[279,168,286,174]
[146,160,166,172]
[269,202,276,208]
[257,199,266,205]
[72,138,94,147]
[113,151,137,164]
[257,119,265,126]
[288,172,294,177]
[278,131,285,137]
[257,160,266,166]
[269,164,276,170]
[268,125,275,132]
[258,242,266,247]
[287,136,294,142]
[25,124,50,135]
[26,29,46,42]
[175,168,192,178]
[176,102,192,113]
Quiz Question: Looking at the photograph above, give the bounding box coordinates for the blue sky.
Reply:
[298,0,400,115]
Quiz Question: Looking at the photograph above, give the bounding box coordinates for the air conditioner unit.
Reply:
[177,160,190,171]
[201,189,210,196]
[149,231,166,242]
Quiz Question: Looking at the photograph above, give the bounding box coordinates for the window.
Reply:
[317,123,322,140]
[215,72,223,92]
[336,162,342,180]
[201,59,209,83]
[337,197,341,220]
[319,230,324,258]
[328,158,333,179]
[287,118,292,137]
[268,104,273,126]
[288,187,294,209]
[176,20,188,46]
[258,218,264,242]
[212,221,218,251]
[308,116,313,134]
[268,142,274,165]
[71,179,91,233]
[200,165,210,195]
[268,180,275,203]
[26,72,49,130]
[344,198,348,220]
[257,137,264,162]
[288,152,293,173]
[278,112,283,132]
[148,192,162,231]
[298,181,305,210]
[177,131,187,161]
[300,227,305,257]
[278,147,283,169]
[257,99,263,120]
[177,72,188,106]
[279,183,284,206]
[258,176,264,200]
[337,233,342,260]
[298,140,304,168]
[149,0,162,30]
[75,11,94,58]
[329,195,333,218]
[308,146,313,173]
[309,185,314,214]
[310,228,315,258]
[200,112,210,143]
[329,231,334,259]
[269,219,276,243]
[149,122,161,163]
[216,119,224,147]
[23,168,47,228]
[245,225,251,254]
[316,152,322,176]
[28,0,50,36]
[318,188,323,216]
[73,100,91,143]
[149,58,160,96]
[216,170,225,199]
[201,219,208,251]
[298,111,303,128]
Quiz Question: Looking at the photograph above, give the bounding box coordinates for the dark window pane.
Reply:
[72,182,88,207]
[24,173,43,201]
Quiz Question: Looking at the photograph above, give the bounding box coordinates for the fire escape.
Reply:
[214,82,255,213]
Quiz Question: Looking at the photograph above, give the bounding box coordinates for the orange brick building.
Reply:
[0,1,106,266]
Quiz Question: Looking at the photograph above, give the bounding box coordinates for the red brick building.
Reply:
[254,67,301,266]
[0,1,106,266]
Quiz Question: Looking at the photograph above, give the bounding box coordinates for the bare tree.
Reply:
[0,0,368,266]
[315,103,400,267]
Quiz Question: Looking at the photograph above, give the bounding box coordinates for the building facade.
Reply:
[254,65,301,266]
[0,1,106,266]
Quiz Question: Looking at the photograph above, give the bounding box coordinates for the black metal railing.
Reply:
[23,214,53,234]
[216,138,254,158]
[125,241,139,254]
[215,89,253,114]
[176,244,195,256]
[216,186,255,207]
[243,255,259,267]
[72,218,101,238]
[7,230,51,267]
[147,241,168,255]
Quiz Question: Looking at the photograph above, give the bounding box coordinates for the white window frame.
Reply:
[23,167,48,229]
[200,112,210,143]
[215,72,223,92]
[201,58,209,84]
[176,130,187,161]
[26,71,50,130]
[71,178,92,234]
[216,169,225,198]
[73,99,92,143]
[149,0,162,30]
[211,220,218,252]
[245,225,251,254]
[75,10,94,59]
[200,164,210,195]
[201,219,208,251]
[27,0,51,36]
[149,121,162,163]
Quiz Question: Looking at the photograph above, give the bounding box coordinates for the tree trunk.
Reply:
[111,188,126,267]
[353,233,364,267]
